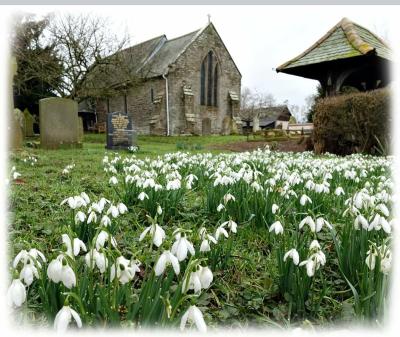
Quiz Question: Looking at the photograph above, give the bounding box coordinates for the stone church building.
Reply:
[93,22,242,135]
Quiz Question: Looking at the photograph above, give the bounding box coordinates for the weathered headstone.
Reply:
[9,57,23,149]
[39,97,81,149]
[23,108,35,137]
[78,117,84,142]
[106,112,136,150]
[221,116,231,135]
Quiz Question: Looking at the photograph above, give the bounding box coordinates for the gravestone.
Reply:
[106,112,136,150]
[39,97,81,149]
[23,108,34,137]
[78,117,84,142]
[202,118,211,135]
[9,57,23,149]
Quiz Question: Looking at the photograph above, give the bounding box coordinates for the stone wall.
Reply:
[94,24,241,136]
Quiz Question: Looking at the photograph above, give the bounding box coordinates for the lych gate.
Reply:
[276,18,391,96]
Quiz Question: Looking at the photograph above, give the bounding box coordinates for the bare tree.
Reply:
[48,13,134,100]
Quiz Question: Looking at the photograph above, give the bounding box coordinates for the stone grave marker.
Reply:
[23,108,35,137]
[106,112,136,150]
[9,56,23,149]
[39,97,81,149]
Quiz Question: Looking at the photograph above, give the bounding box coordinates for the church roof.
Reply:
[277,18,391,72]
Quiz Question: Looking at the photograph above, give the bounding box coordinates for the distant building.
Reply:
[84,22,242,135]
[242,105,292,132]
[276,17,391,96]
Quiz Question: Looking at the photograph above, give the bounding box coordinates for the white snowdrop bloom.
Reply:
[166,179,181,190]
[13,248,46,269]
[315,217,332,232]
[109,176,118,185]
[100,215,111,227]
[47,255,76,289]
[300,194,312,206]
[251,181,263,191]
[376,203,389,217]
[62,234,87,257]
[87,211,97,224]
[85,249,108,273]
[365,250,377,270]
[7,279,27,307]
[271,204,279,214]
[305,180,315,190]
[54,306,82,333]
[217,203,225,212]
[215,224,229,241]
[143,178,156,189]
[314,183,329,194]
[19,260,39,286]
[157,205,163,215]
[180,305,207,332]
[335,187,345,196]
[117,203,128,214]
[300,258,318,277]
[171,233,195,261]
[110,256,140,284]
[80,192,90,205]
[284,248,300,265]
[107,205,119,218]
[354,214,369,230]
[221,220,238,233]
[309,240,321,251]
[184,266,213,293]
[299,216,316,232]
[154,250,180,276]
[223,193,236,204]
[139,223,166,247]
[380,250,392,275]
[138,191,149,201]
[96,231,117,250]
[74,211,86,224]
[269,221,284,235]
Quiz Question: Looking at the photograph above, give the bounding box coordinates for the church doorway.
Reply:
[202,118,211,135]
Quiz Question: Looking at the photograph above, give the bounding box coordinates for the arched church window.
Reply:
[200,51,219,107]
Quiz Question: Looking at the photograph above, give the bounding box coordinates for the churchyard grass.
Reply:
[8,134,393,331]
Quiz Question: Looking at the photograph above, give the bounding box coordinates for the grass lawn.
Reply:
[7,133,392,331]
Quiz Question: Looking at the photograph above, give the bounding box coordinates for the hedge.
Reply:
[313,88,391,155]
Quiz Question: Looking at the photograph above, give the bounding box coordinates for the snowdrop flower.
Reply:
[80,192,90,205]
[269,221,284,235]
[157,205,162,215]
[284,248,300,265]
[180,305,207,332]
[19,259,39,286]
[154,250,180,276]
[217,203,225,212]
[300,194,312,206]
[100,215,111,227]
[85,249,108,273]
[365,249,377,270]
[87,211,97,224]
[107,205,119,218]
[110,256,140,284]
[166,179,181,190]
[272,204,279,214]
[376,203,389,217]
[139,223,166,247]
[47,255,76,289]
[221,220,237,233]
[184,266,213,293]
[13,248,46,269]
[74,211,86,224]
[171,233,195,261]
[223,193,236,204]
[62,234,87,257]
[309,240,321,251]
[354,214,369,230]
[315,217,332,232]
[380,251,392,275]
[54,306,82,333]
[138,192,149,201]
[96,230,117,250]
[215,224,229,241]
[7,279,26,308]
[299,216,316,232]
[117,203,128,214]
[335,187,345,196]
[109,176,118,185]
[60,195,87,209]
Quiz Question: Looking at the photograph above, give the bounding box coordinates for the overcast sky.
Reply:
[15,5,394,119]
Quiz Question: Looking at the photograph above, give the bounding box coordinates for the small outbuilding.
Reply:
[276,17,391,96]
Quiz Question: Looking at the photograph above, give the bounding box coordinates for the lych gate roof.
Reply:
[277,17,391,72]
